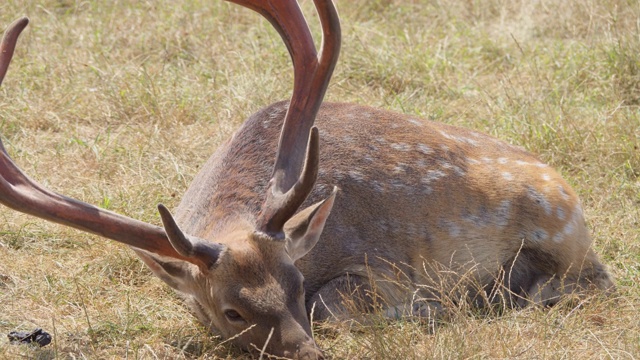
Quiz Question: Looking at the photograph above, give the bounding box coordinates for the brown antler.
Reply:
[227,0,341,236]
[0,18,220,271]
[0,18,29,87]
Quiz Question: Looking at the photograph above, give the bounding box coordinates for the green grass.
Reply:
[1,0,639,358]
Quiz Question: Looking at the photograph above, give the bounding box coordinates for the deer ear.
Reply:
[132,249,194,293]
[283,187,338,261]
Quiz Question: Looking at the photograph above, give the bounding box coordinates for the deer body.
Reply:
[0,3,613,358]
[170,101,611,322]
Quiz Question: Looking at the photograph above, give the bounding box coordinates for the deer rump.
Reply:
[171,100,612,321]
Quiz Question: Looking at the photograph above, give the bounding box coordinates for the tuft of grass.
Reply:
[1,0,639,358]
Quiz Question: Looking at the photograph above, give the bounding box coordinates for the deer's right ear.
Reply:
[283,187,338,261]
[133,249,195,293]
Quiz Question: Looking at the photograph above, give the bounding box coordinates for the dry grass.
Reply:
[1,0,639,358]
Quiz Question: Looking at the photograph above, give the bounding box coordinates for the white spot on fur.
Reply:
[393,163,408,173]
[390,179,408,190]
[467,158,480,165]
[378,220,389,232]
[567,219,577,233]
[315,183,327,193]
[496,200,511,226]
[452,165,466,176]
[422,170,447,183]
[449,224,461,238]
[439,219,461,238]
[502,172,513,181]
[461,200,511,228]
[482,157,493,163]
[375,137,387,144]
[391,143,411,151]
[437,159,465,176]
[408,118,423,126]
[461,137,479,146]
[531,228,549,242]
[417,144,433,154]
[527,186,552,215]
[498,157,508,164]
[553,205,582,242]
[438,160,465,176]
[558,185,570,201]
[557,207,566,221]
[439,130,452,139]
[348,170,364,182]
[439,130,478,146]
[440,144,450,152]
[542,173,551,181]
[372,180,384,193]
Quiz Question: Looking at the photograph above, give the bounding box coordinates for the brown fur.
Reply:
[165,101,613,327]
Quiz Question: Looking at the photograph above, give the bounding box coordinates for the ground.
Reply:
[1,0,639,358]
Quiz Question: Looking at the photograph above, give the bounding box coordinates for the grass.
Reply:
[1,0,639,358]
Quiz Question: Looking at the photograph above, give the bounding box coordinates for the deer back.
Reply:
[175,100,602,308]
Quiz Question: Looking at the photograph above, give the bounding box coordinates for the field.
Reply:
[1,0,639,358]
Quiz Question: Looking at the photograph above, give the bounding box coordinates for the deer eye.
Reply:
[224,309,245,323]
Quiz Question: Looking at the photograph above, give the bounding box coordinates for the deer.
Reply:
[0,1,614,359]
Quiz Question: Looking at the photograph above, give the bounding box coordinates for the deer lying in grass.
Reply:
[0,1,614,359]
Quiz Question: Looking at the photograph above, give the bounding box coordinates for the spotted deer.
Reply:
[1,1,614,359]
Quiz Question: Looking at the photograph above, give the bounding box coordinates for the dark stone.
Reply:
[7,328,52,347]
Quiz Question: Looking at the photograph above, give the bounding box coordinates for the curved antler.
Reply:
[0,17,29,87]
[228,0,341,236]
[0,18,219,271]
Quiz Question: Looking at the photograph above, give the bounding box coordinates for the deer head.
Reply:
[0,0,340,357]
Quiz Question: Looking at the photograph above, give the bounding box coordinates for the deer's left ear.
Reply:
[283,187,338,261]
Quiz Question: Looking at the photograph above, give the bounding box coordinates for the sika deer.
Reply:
[1,1,613,359]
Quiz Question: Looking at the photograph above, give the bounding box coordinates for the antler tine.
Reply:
[228,0,341,235]
[0,18,218,271]
[0,17,29,87]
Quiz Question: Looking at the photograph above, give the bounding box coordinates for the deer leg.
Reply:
[382,299,445,326]
[515,275,565,307]
[306,274,376,322]
[307,274,446,325]
[516,251,615,308]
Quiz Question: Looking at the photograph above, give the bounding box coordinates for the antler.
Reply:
[0,18,221,272]
[228,0,341,236]
[0,18,28,87]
